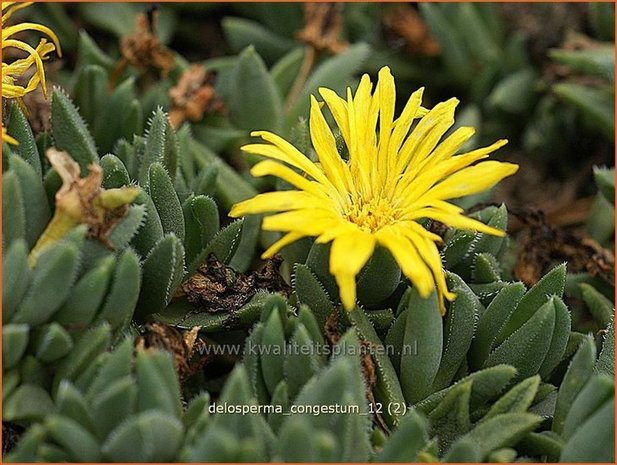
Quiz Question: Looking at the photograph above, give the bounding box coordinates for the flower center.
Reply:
[344,196,396,232]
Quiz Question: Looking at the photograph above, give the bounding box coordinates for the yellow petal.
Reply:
[426,160,519,201]
[355,76,380,176]
[261,232,304,258]
[397,219,444,243]
[249,160,328,198]
[2,2,32,24]
[399,142,496,202]
[309,95,352,193]
[400,228,456,304]
[421,126,476,169]
[389,87,425,160]
[377,66,395,175]
[353,74,374,139]
[375,226,434,297]
[263,209,340,236]
[319,87,350,143]
[330,230,376,310]
[2,127,18,145]
[2,39,47,94]
[229,190,326,217]
[449,138,509,168]
[396,98,458,174]
[3,23,62,56]
[315,220,360,244]
[243,132,330,186]
[335,273,357,311]
[408,209,507,236]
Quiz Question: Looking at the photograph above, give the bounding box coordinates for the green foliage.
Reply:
[6,102,42,176]
[51,89,99,173]
[228,46,284,133]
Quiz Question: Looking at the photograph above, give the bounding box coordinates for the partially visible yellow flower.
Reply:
[2,2,62,144]
[230,66,518,313]
[2,126,18,145]
[2,1,62,99]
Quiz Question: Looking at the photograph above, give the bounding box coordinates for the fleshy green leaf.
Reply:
[53,324,112,393]
[416,364,517,414]
[496,263,565,344]
[95,249,141,330]
[45,414,101,462]
[550,45,614,83]
[293,263,334,330]
[138,108,169,185]
[229,46,283,132]
[580,282,614,328]
[433,273,480,390]
[148,162,185,242]
[483,375,540,420]
[6,102,42,176]
[182,195,220,265]
[100,154,131,189]
[13,242,80,326]
[562,374,614,440]
[284,323,323,399]
[553,334,597,434]
[2,170,26,249]
[596,320,614,376]
[560,398,615,462]
[538,297,571,379]
[271,47,305,97]
[356,246,401,306]
[136,349,182,418]
[2,324,29,369]
[55,256,115,327]
[428,381,472,452]
[222,17,295,64]
[73,64,108,126]
[553,82,615,141]
[93,77,139,154]
[131,188,165,256]
[376,409,429,462]
[56,381,96,434]
[102,411,184,462]
[484,298,556,380]
[185,218,243,278]
[469,282,526,370]
[3,384,55,422]
[260,309,286,396]
[137,234,185,317]
[593,166,615,205]
[400,289,443,404]
[51,89,99,173]
[32,322,74,362]
[349,306,406,427]
[3,240,31,321]
[464,413,542,460]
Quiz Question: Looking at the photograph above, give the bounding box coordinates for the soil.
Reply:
[181,254,291,313]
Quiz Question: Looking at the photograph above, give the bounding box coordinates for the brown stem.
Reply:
[284,45,316,113]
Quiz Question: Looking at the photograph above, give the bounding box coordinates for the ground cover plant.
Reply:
[2,2,615,462]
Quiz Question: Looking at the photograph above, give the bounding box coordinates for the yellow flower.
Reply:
[230,67,518,313]
[2,1,62,99]
[2,2,62,144]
